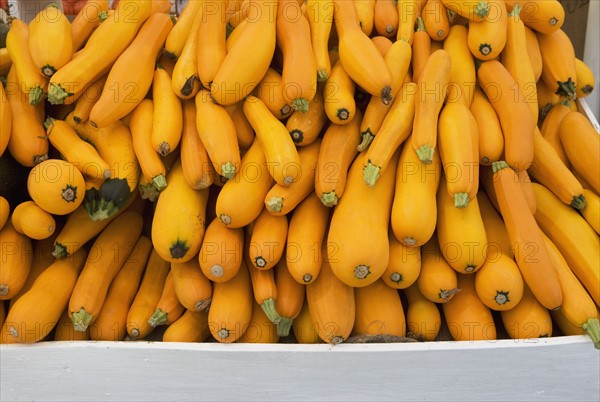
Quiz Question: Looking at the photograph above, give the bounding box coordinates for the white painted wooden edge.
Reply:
[2,335,599,402]
[1,334,596,352]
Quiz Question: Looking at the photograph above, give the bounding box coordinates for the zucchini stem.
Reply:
[582,318,600,349]
[148,308,168,328]
[260,298,281,326]
[570,194,586,210]
[416,144,434,165]
[320,191,338,207]
[71,308,93,332]
[357,130,374,152]
[363,162,381,187]
[266,196,284,213]
[276,317,294,337]
[454,192,470,208]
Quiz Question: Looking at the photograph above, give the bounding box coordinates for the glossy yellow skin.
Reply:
[71,0,110,52]
[502,7,538,121]
[215,139,273,228]
[68,211,143,331]
[28,5,73,77]
[467,0,507,61]
[334,0,391,100]
[256,68,293,120]
[581,189,600,235]
[505,0,564,34]
[163,310,210,343]
[533,183,600,306]
[46,118,110,181]
[443,274,497,341]
[238,301,279,343]
[328,151,398,287]
[470,87,503,165]
[27,159,86,215]
[243,96,301,186]
[353,279,406,337]
[67,113,140,194]
[306,0,333,80]
[1,249,87,343]
[381,235,421,289]
[417,237,459,304]
[543,234,598,330]
[199,217,244,283]
[292,300,320,344]
[264,139,321,216]
[88,13,173,128]
[0,222,33,301]
[130,100,167,184]
[172,258,212,312]
[501,285,553,339]
[391,137,441,247]
[152,161,209,263]
[306,249,355,344]
[6,67,48,167]
[208,261,253,343]
[195,89,241,178]
[405,283,441,341]
[172,10,202,99]
[11,201,56,240]
[559,111,600,194]
[164,0,204,58]
[127,249,170,340]
[6,19,49,99]
[475,253,524,311]
[575,58,595,99]
[286,193,329,285]
[90,236,152,341]
[211,0,277,105]
[151,68,183,157]
[248,208,288,271]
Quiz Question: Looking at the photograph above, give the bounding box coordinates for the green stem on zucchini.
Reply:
[85,178,132,221]
[277,317,294,337]
[71,308,93,332]
[582,318,600,349]
[292,98,309,114]
[221,162,236,180]
[47,83,70,105]
[52,242,68,259]
[416,144,434,165]
[492,160,509,173]
[320,191,338,207]
[474,1,490,18]
[260,298,281,326]
[266,196,283,213]
[571,194,586,210]
[454,192,470,208]
[152,175,168,192]
[363,162,381,187]
[556,77,577,101]
[28,86,45,105]
[139,182,160,202]
[508,3,521,18]
[357,129,374,152]
[148,308,168,328]
[317,69,328,82]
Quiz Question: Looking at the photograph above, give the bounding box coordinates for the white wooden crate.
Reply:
[1,336,599,401]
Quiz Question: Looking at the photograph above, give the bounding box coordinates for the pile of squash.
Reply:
[0,0,598,347]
